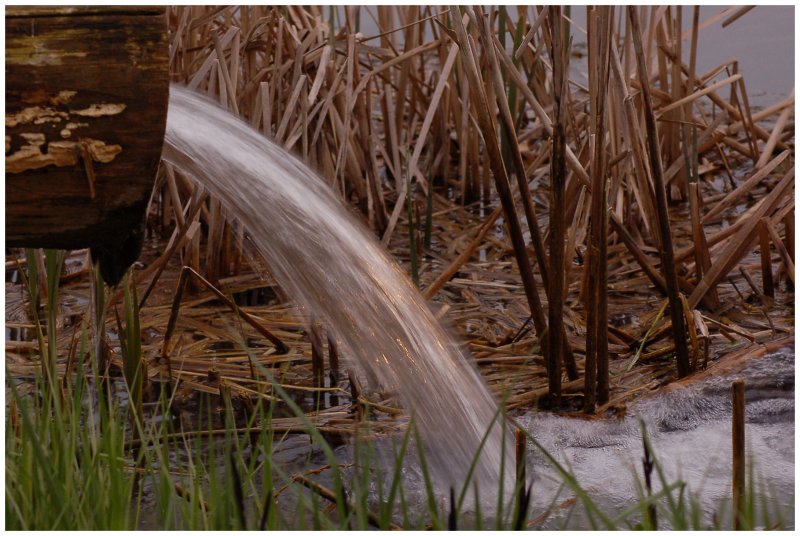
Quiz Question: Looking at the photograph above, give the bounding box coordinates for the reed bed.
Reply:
[5,4,795,530]
[137,5,794,408]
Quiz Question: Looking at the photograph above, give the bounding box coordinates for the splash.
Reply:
[517,350,794,529]
[162,85,513,492]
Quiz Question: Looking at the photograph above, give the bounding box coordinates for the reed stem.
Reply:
[545,5,571,407]
[584,6,613,410]
[122,271,144,429]
[628,6,691,378]
[328,336,340,385]
[310,323,325,388]
[406,173,419,288]
[514,426,527,526]
[450,6,551,371]
[478,10,578,381]
[758,219,775,299]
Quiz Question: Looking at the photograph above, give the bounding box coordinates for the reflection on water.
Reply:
[569,5,794,102]
[687,5,794,101]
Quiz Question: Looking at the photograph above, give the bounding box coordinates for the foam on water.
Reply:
[323,351,793,527]
[518,350,794,529]
[162,85,513,493]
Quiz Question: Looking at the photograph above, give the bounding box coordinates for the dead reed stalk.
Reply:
[70,5,793,418]
[758,220,775,299]
[546,5,567,408]
[688,168,795,308]
[628,6,691,378]
[162,266,289,366]
[583,6,613,410]
[449,6,551,372]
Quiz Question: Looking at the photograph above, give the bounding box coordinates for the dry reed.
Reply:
[6,6,795,425]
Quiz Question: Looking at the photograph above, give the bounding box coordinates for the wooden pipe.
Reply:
[5,6,168,270]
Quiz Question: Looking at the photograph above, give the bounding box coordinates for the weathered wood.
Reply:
[6,6,169,250]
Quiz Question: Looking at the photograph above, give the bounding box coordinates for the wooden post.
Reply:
[732,379,745,530]
[515,427,527,522]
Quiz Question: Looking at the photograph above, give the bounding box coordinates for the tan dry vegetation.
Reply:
[6,6,795,432]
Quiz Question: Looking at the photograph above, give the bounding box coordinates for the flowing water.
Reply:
[163,85,513,494]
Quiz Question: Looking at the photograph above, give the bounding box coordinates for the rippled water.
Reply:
[324,351,793,528]
[518,350,794,529]
[162,85,513,494]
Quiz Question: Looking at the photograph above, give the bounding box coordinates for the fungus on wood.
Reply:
[5,6,169,267]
